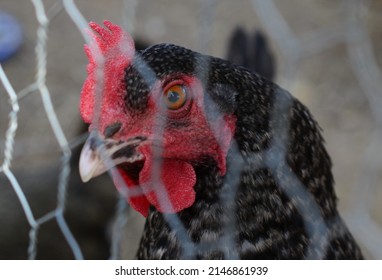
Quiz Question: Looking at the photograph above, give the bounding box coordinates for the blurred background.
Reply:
[0,0,381,259]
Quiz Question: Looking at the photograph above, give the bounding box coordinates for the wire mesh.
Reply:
[0,0,381,259]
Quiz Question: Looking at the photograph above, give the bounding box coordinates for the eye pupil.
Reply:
[164,84,188,110]
[167,91,180,103]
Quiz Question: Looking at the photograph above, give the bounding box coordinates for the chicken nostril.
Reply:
[104,122,122,138]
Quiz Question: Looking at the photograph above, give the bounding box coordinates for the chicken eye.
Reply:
[163,84,187,110]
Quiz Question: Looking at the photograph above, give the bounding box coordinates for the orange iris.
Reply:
[163,84,187,110]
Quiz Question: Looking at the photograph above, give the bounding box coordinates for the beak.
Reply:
[79,132,145,182]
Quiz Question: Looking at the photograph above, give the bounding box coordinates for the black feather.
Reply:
[125,42,362,260]
[226,27,276,81]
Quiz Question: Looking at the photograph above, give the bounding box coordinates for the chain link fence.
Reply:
[0,0,381,259]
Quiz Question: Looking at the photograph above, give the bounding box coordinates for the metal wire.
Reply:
[0,0,380,259]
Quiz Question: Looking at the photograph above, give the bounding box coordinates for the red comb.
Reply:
[80,20,135,124]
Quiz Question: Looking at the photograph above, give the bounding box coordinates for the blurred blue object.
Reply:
[0,11,23,62]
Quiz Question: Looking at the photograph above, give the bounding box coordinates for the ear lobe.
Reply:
[215,114,237,175]
[201,85,237,175]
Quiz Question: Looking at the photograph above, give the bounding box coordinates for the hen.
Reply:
[79,21,363,259]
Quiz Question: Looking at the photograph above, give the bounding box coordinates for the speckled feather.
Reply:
[109,40,364,260]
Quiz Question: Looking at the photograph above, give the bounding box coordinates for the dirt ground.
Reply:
[0,0,381,259]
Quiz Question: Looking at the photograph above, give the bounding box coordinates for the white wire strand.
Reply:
[0,64,19,172]
[30,0,83,260]
[251,0,382,259]
[0,0,380,260]
[0,63,40,259]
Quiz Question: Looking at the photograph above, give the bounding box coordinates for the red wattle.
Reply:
[114,153,197,217]
[140,158,196,214]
